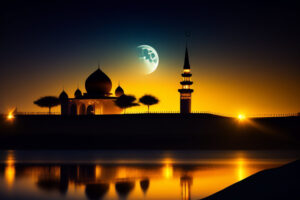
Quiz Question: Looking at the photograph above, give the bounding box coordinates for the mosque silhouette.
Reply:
[59,65,125,115]
[58,46,193,115]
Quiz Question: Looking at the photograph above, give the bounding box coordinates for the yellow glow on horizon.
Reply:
[5,56,299,117]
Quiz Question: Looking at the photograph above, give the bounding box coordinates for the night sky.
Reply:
[1,0,299,116]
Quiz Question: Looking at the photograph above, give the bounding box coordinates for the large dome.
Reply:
[85,68,112,95]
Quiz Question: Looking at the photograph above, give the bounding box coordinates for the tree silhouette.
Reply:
[85,183,109,200]
[115,181,135,198]
[139,95,159,113]
[34,96,60,115]
[114,94,139,114]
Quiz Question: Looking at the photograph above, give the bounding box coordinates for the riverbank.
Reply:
[0,114,299,149]
[201,159,300,200]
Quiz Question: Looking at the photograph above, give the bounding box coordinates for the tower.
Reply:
[59,90,69,115]
[178,47,194,114]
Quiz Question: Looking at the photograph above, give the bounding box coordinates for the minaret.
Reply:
[178,47,194,114]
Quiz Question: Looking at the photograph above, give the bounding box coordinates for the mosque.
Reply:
[58,46,193,115]
[59,66,125,115]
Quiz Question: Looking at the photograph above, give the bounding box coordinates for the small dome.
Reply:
[115,85,124,97]
[85,68,112,96]
[74,88,82,98]
[59,90,68,100]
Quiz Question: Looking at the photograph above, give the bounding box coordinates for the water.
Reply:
[0,150,298,200]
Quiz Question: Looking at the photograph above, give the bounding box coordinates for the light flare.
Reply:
[7,111,15,120]
[237,114,246,121]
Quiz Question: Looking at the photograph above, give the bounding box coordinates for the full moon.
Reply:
[137,45,159,74]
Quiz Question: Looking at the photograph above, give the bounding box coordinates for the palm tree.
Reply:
[139,95,159,113]
[114,94,139,114]
[34,96,61,115]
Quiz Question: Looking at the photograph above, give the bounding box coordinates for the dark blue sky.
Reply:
[1,0,299,114]
[2,0,299,61]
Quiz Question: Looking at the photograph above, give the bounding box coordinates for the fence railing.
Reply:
[246,113,299,118]
[1,112,299,118]
[15,112,60,115]
[124,111,300,118]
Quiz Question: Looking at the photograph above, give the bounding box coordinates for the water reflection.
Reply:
[4,150,15,188]
[85,183,109,200]
[162,164,173,179]
[236,157,246,181]
[180,175,193,200]
[0,151,296,200]
[140,178,150,194]
[115,179,135,199]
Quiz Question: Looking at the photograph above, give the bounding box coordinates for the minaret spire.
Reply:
[184,31,191,69]
[178,37,194,114]
[184,47,190,69]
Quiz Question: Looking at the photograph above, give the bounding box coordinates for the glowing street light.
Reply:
[238,114,246,121]
[7,112,14,120]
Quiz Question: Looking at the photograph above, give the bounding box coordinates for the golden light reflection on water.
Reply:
[162,164,174,179]
[95,165,102,180]
[180,175,193,200]
[4,165,15,187]
[162,158,174,179]
[236,157,246,181]
[5,150,15,166]
[4,151,15,188]
[0,152,295,200]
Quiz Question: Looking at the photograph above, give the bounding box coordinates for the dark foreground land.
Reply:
[201,159,300,200]
[0,114,299,149]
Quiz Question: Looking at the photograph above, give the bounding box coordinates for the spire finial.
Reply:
[97,60,100,69]
[118,81,120,86]
[184,48,190,69]
[185,31,191,46]
[183,31,191,70]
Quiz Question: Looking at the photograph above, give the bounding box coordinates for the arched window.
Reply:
[87,105,94,115]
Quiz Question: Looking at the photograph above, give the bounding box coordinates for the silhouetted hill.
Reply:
[0,114,299,149]
[201,159,300,200]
